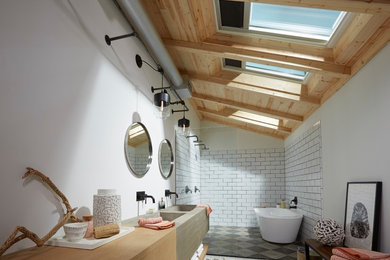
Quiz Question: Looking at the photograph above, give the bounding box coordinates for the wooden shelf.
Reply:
[1,227,176,260]
[304,239,333,260]
[199,244,209,260]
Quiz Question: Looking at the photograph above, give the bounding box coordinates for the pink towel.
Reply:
[332,247,390,260]
[138,217,175,230]
[138,217,163,226]
[196,204,213,216]
[143,220,175,230]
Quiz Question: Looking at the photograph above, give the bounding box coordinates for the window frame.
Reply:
[213,0,354,47]
[223,58,310,83]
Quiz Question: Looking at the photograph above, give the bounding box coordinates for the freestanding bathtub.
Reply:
[254,207,303,243]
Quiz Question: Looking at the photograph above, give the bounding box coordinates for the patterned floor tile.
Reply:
[259,250,286,259]
[277,247,296,254]
[204,226,299,259]
[278,256,297,260]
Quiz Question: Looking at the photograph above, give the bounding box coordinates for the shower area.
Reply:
[174,123,323,259]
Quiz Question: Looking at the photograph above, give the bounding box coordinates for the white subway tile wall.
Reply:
[175,125,323,238]
[200,148,285,227]
[285,124,323,239]
[175,132,201,205]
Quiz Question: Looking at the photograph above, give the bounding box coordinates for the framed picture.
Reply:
[344,182,382,250]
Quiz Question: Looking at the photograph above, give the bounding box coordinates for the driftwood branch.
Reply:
[0,167,81,256]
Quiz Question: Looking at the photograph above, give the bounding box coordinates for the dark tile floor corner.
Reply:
[203,226,302,259]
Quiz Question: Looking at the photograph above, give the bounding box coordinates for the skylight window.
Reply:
[216,0,349,44]
[249,3,345,41]
[224,58,308,81]
[228,111,279,130]
[245,62,307,81]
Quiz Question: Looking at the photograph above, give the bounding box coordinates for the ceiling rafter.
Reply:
[333,14,389,64]
[140,0,390,139]
[164,39,351,76]
[191,92,304,122]
[208,34,334,61]
[202,114,286,139]
[321,17,390,104]
[197,107,292,133]
[227,0,390,14]
[189,73,320,105]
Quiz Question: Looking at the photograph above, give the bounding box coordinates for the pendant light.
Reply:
[178,111,190,135]
[152,72,171,119]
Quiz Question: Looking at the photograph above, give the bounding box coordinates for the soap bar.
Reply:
[94,223,120,239]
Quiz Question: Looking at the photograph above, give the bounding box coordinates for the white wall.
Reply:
[285,43,390,252]
[0,0,198,254]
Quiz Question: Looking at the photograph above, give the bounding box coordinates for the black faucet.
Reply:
[136,191,155,203]
[290,196,298,208]
[185,185,193,194]
[194,186,200,193]
[165,189,179,198]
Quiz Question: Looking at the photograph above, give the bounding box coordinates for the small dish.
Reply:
[63,222,88,242]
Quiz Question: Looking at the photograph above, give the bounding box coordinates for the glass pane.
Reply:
[246,61,307,80]
[250,3,344,39]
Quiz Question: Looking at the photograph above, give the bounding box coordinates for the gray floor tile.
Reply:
[204,226,299,260]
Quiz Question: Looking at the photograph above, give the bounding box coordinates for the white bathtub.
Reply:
[254,208,303,244]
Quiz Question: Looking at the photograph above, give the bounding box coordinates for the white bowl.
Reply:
[63,222,88,242]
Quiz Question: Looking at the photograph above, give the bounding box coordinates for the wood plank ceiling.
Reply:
[141,0,390,139]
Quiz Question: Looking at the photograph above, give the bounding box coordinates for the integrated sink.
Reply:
[162,204,197,212]
[159,211,186,221]
[122,204,209,260]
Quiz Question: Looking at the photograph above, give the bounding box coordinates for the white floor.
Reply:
[205,256,259,260]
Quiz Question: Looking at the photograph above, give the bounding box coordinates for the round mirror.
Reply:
[158,139,174,179]
[124,122,152,177]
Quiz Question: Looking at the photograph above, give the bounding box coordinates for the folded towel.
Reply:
[138,217,163,226]
[143,220,175,230]
[196,204,213,216]
[138,217,175,230]
[332,247,390,260]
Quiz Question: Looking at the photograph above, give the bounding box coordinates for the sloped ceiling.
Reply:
[140,0,390,139]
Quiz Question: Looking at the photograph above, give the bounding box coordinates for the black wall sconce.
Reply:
[104,32,190,121]
[135,54,189,120]
[172,102,190,135]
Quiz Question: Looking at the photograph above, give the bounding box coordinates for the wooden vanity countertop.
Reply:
[1,226,176,260]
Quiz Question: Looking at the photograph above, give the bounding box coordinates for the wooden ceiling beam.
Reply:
[334,14,389,64]
[197,107,292,133]
[208,34,334,61]
[164,39,351,77]
[188,99,203,120]
[227,0,390,14]
[321,18,390,104]
[191,92,304,122]
[189,73,320,105]
[202,114,286,139]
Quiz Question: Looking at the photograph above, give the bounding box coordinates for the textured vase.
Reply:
[93,189,121,227]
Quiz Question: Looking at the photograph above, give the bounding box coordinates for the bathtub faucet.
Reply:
[290,196,298,209]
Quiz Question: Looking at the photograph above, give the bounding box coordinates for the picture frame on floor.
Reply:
[344,182,382,250]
